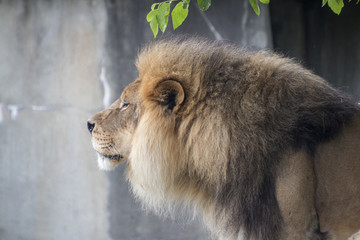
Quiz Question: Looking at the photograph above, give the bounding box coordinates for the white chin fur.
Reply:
[97,154,118,171]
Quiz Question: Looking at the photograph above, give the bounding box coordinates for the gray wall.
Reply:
[0,1,272,240]
[270,0,360,100]
[0,1,109,240]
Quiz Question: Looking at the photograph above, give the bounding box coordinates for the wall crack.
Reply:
[100,62,112,108]
[0,102,98,122]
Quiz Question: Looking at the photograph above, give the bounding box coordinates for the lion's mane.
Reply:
[125,37,359,240]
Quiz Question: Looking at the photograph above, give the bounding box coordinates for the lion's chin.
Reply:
[96,153,125,171]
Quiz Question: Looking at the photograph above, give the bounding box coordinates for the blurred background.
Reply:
[0,0,359,239]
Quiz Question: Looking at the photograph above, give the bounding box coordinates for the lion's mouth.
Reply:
[96,152,125,171]
[98,152,125,162]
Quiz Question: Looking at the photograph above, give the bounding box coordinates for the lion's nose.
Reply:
[87,120,95,134]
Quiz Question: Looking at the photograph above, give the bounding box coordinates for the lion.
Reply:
[88,37,360,240]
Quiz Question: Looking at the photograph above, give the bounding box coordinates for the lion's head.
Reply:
[88,81,141,171]
[88,38,233,214]
[88,37,360,240]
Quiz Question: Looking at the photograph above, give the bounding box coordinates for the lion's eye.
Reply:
[121,102,129,110]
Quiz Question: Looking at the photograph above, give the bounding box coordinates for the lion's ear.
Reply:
[153,80,185,114]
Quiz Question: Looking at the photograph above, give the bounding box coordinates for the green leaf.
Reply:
[157,2,170,33]
[149,18,159,38]
[156,14,167,33]
[197,0,211,11]
[259,0,269,4]
[322,0,328,7]
[146,9,157,22]
[158,2,171,16]
[172,2,189,29]
[328,0,344,14]
[249,0,260,15]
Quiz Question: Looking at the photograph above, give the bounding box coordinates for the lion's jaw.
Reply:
[96,152,121,171]
[90,125,133,171]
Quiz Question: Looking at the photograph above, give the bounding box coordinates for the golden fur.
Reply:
[88,37,360,240]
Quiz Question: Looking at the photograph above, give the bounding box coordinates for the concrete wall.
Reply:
[0,1,109,239]
[0,1,272,240]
